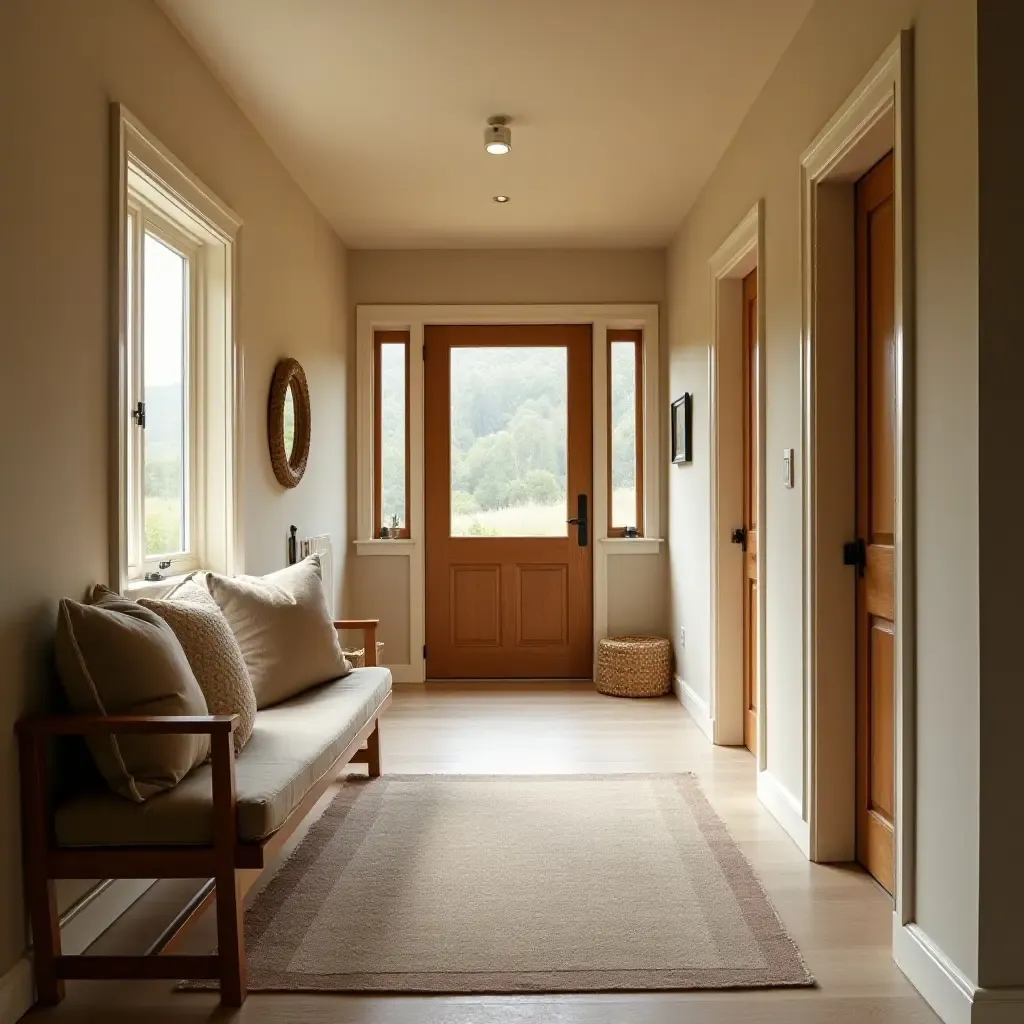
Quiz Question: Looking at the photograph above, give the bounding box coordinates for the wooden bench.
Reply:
[17,619,390,1007]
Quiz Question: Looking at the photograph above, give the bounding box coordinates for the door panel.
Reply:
[425,325,593,679]
[855,152,896,893]
[742,268,759,754]
[515,565,568,646]
[449,565,501,645]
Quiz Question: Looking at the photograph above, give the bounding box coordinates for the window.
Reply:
[374,331,410,537]
[115,106,241,589]
[449,345,569,537]
[608,330,643,536]
[125,202,199,577]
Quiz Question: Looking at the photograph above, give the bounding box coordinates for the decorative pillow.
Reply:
[205,554,351,709]
[138,596,257,754]
[164,573,217,609]
[54,590,210,802]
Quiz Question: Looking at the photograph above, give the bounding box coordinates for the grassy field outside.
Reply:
[451,488,637,537]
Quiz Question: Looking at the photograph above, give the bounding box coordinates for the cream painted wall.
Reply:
[346,249,668,665]
[0,0,349,984]
[349,249,666,308]
[976,1,1024,992]
[666,0,979,986]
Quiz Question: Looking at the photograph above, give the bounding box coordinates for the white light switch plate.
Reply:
[782,449,794,488]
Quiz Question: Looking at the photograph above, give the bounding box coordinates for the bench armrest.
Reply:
[333,619,379,667]
[17,714,240,858]
[16,714,238,738]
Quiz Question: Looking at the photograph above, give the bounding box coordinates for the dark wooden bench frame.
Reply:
[16,619,388,1007]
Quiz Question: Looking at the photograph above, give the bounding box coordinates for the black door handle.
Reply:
[843,539,866,577]
[731,526,747,551]
[567,494,588,547]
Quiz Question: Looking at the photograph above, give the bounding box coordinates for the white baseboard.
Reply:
[893,918,974,1024]
[0,961,32,1024]
[0,878,155,1024]
[973,987,1024,1024]
[673,674,714,742]
[756,769,810,857]
[894,918,1024,1024]
[388,663,422,684]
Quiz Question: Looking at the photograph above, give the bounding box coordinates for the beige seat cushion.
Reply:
[205,555,352,709]
[55,591,210,802]
[55,667,392,846]
[139,596,257,754]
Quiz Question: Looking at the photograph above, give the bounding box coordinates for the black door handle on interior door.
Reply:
[567,493,588,547]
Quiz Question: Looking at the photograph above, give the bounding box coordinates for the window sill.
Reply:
[123,573,192,599]
[599,537,664,555]
[354,539,417,556]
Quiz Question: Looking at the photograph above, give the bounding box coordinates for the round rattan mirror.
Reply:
[268,358,310,488]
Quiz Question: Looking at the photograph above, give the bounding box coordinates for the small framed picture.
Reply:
[671,393,692,464]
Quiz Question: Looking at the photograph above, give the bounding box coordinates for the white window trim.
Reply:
[355,303,662,683]
[111,104,244,594]
[125,202,201,579]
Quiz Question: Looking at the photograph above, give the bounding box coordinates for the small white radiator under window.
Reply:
[299,533,334,616]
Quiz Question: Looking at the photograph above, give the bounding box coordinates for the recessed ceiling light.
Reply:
[493,195,510,203]
[485,115,512,155]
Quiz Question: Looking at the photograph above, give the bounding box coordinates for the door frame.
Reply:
[800,32,914,923]
[707,202,766,764]
[354,304,662,683]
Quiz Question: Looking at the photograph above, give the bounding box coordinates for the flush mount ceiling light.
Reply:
[493,195,510,203]
[484,115,512,155]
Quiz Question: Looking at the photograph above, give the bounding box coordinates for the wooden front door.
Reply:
[424,325,593,679]
[855,152,896,893]
[742,269,759,754]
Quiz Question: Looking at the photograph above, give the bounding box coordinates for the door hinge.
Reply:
[132,400,146,429]
[422,644,427,659]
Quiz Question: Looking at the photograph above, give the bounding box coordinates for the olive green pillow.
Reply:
[54,590,210,802]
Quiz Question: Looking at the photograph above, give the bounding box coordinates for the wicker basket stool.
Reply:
[595,635,672,697]
[342,641,385,669]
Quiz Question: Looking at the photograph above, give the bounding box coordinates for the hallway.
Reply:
[33,685,937,1023]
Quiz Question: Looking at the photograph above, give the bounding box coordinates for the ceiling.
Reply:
[160,0,814,249]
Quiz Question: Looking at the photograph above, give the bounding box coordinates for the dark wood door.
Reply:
[855,152,896,893]
[742,269,759,754]
[424,325,593,679]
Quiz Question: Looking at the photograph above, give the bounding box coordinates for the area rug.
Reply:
[186,774,812,993]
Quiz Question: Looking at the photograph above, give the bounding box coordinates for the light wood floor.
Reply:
[30,683,938,1023]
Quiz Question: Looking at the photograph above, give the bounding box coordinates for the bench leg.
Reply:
[29,877,64,1005]
[19,732,64,1005]
[215,868,246,1006]
[210,729,246,1006]
[366,721,382,778]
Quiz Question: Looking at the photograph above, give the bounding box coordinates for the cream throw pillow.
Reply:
[139,593,257,754]
[205,555,351,709]
[165,573,217,608]
[55,591,210,802]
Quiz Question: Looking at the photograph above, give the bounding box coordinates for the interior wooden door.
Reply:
[424,324,593,679]
[855,152,896,893]
[742,268,759,754]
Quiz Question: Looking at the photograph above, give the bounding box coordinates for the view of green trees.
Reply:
[378,343,639,537]
[143,383,185,557]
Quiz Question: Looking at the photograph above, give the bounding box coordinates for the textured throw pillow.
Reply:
[206,554,351,709]
[138,596,257,754]
[164,573,217,609]
[54,591,210,802]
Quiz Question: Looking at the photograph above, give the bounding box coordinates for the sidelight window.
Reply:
[374,332,410,537]
[608,330,644,536]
